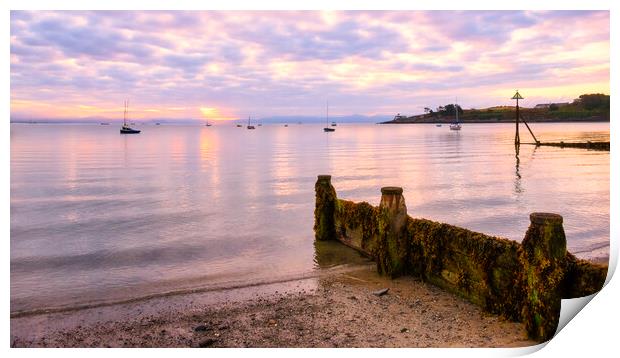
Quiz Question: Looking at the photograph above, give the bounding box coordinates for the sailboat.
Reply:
[323,101,335,132]
[205,121,212,127]
[120,100,141,134]
[449,99,462,131]
[247,116,255,130]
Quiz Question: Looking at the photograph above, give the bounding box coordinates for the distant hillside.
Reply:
[382,93,610,124]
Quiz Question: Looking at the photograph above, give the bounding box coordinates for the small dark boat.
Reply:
[284,124,288,127]
[100,122,110,125]
[156,122,161,125]
[323,101,335,132]
[236,124,242,128]
[206,122,212,127]
[247,116,255,130]
[121,126,141,134]
[120,100,141,134]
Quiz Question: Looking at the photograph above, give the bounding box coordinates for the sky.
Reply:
[9,10,610,121]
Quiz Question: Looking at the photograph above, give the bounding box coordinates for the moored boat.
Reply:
[449,98,462,131]
[323,101,335,132]
[120,101,141,134]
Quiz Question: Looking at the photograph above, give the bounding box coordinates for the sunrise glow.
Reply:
[10,10,609,121]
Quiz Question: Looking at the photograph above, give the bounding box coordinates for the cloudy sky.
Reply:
[10,10,609,121]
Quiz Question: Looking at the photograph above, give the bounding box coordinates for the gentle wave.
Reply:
[10,123,610,312]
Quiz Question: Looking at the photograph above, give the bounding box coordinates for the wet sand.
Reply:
[11,263,537,348]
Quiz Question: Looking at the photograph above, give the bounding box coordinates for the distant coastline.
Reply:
[10,95,611,126]
[382,93,610,124]
[9,117,610,125]
[381,116,609,124]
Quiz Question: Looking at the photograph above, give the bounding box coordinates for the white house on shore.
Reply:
[534,102,570,109]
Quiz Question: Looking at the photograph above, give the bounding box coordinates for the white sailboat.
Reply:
[449,98,462,131]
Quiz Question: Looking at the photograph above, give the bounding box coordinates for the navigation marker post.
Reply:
[512,90,524,146]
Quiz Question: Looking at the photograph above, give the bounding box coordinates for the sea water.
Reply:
[10,122,610,313]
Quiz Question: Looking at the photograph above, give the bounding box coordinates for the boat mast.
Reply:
[455,97,459,123]
[123,100,127,126]
[326,100,329,126]
[248,116,250,126]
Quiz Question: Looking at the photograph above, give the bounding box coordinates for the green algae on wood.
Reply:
[314,175,337,241]
[406,217,525,321]
[313,175,608,343]
[375,187,409,277]
[520,213,567,342]
[334,199,378,256]
[563,253,608,298]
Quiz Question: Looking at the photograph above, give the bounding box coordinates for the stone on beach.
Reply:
[372,288,389,296]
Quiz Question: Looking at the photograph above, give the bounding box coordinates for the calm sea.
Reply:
[10,122,610,313]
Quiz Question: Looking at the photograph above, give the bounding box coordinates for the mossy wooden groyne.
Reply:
[313,175,608,342]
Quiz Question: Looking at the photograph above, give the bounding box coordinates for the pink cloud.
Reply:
[10,10,609,120]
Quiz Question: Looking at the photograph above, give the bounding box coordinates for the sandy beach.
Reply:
[11,263,537,348]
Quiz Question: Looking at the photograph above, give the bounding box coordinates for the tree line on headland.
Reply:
[384,93,610,124]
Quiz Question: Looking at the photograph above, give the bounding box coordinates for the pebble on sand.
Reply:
[372,288,389,296]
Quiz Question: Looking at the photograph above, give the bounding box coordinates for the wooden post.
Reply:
[314,175,337,241]
[520,212,567,342]
[515,98,520,145]
[512,90,524,146]
[521,116,540,144]
[376,187,408,277]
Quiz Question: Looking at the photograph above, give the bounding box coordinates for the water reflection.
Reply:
[313,240,372,269]
[123,134,129,165]
[10,123,610,312]
[514,144,522,195]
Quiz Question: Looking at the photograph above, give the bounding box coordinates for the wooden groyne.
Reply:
[314,175,608,342]
[524,141,610,151]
